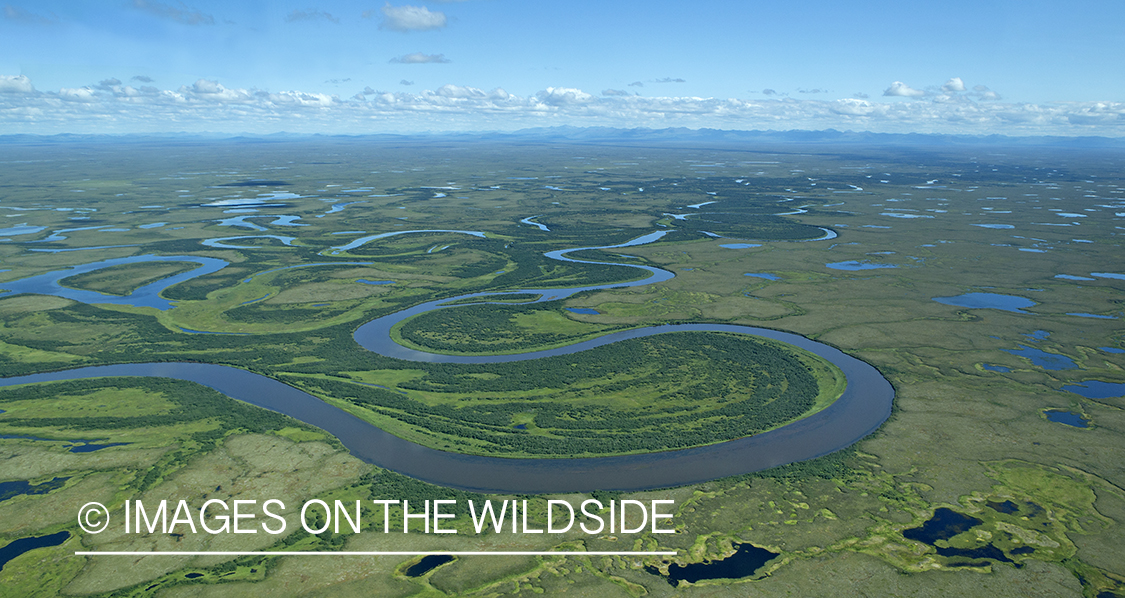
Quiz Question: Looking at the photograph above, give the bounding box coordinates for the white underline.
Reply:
[75,550,676,556]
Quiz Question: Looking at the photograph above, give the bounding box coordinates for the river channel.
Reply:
[0,229,893,493]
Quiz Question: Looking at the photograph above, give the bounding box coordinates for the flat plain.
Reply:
[0,133,1122,597]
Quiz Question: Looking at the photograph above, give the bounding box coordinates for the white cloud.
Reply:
[379,4,447,31]
[942,77,966,92]
[286,9,339,23]
[883,81,926,98]
[130,0,215,26]
[390,52,450,64]
[2,74,1124,137]
[0,74,35,93]
[602,89,629,96]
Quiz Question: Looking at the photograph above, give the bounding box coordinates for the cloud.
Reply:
[0,74,36,94]
[853,92,869,99]
[971,84,1001,101]
[3,4,57,24]
[654,77,686,83]
[761,89,778,96]
[3,76,1123,138]
[130,0,215,25]
[131,75,154,83]
[285,9,339,23]
[94,78,123,91]
[400,80,415,86]
[942,77,966,93]
[628,81,644,87]
[883,81,926,98]
[602,89,629,96]
[379,4,447,31]
[798,88,827,94]
[390,52,450,64]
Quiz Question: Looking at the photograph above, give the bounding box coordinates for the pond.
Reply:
[0,531,69,571]
[744,273,780,281]
[902,508,982,544]
[565,308,599,315]
[1043,410,1089,428]
[1061,381,1125,399]
[405,555,454,577]
[0,477,69,503]
[1004,345,1076,370]
[648,543,778,586]
[932,293,1036,314]
[826,261,897,271]
[981,364,1011,372]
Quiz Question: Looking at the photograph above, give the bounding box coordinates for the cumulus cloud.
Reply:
[131,75,154,83]
[761,89,778,96]
[942,77,966,92]
[130,0,215,25]
[400,79,414,86]
[286,9,339,23]
[2,75,1123,138]
[628,81,644,87]
[883,81,926,98]
[94,78,123,91]
[602,89,629,96]
[390,52,450,64]
[3,4,57,24]
[379,4,447,31]
[0,74,36,94]
[971,84,1001,101]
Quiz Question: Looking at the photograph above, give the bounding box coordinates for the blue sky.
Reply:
[2,0,1123,135]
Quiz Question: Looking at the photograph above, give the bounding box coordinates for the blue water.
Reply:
[70,442,129,453]
[982,364,1011,372]
[0,531,69,571]
[720,243,762,249]
[1055,274,1095,281]
[1100,347,1125,354]
[202,235,296,249]
[566,308,599,315]
[972,224,1014,229]
[826,261,897,271]
[1061,381,1125,399]
[1044,410,1089,428]
[1092,272,1125,280]
[932,293,1036,314]
[329,229,486,254]
[0,434,130,452]
[1025,330,1049,341]
[179,328,250,336]
[1067,313,1117,319]
[744,273,781,281]
[358,280,394,285]
[1004,345,1077,370]
[0,477,69,503]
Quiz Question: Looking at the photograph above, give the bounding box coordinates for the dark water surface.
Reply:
[0,531,69,571]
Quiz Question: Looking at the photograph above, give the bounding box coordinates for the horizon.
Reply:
[2,1,1123,137]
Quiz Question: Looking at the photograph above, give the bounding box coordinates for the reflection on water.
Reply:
[1004,345,1076,370]
[932,293,1036,314]
[1044,410,1089,428]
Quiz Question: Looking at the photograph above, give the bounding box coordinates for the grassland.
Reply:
[1,135,1123,596]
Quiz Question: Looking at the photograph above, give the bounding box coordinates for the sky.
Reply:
[1,0,1123,136]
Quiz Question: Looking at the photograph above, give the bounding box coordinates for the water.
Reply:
[0,477,69,503]
[0,224,47,237]
[982,364,1011,372]
[744,273,780,281]
[0,434,130,452]
[0,531,69,571]
[565,308,599,315]
[826,261,897,271]
[1100,347,1125,354]
[1092,272,1125,280]
[358,280,394,285]
[932,293,1036,314]
[1067,313,1117,319]
[0,254,228,311]
[1025,330,1049,341]
[202,235,296,249]
[519,216,550,232]
[902,508,982,544]
[1061,381,1125,399]
[720,243,761,249]
[1004,345,1077,370]
[329,230,486,254]
[1044,410,1089,428]
[972,224,1014,229]
[405,555,454,577]
[1055,274,1095,281]
[651,543,778,586]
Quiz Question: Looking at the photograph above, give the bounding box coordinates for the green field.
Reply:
[1,135,1123,597]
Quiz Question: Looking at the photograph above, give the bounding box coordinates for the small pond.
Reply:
[405,555,454,577]
[565,308,599,315]
[932,293,1036,314]
[981,364,1010,372]
[826,261,897,271]
[0,531,69,571]
[720,243,761,249]
[648,543,779,586]
[0,477,69,503]
[1043,410,1089,428]
[744,273,780,281]
[1004,346,1077,370]
[1061,381,1125,399]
